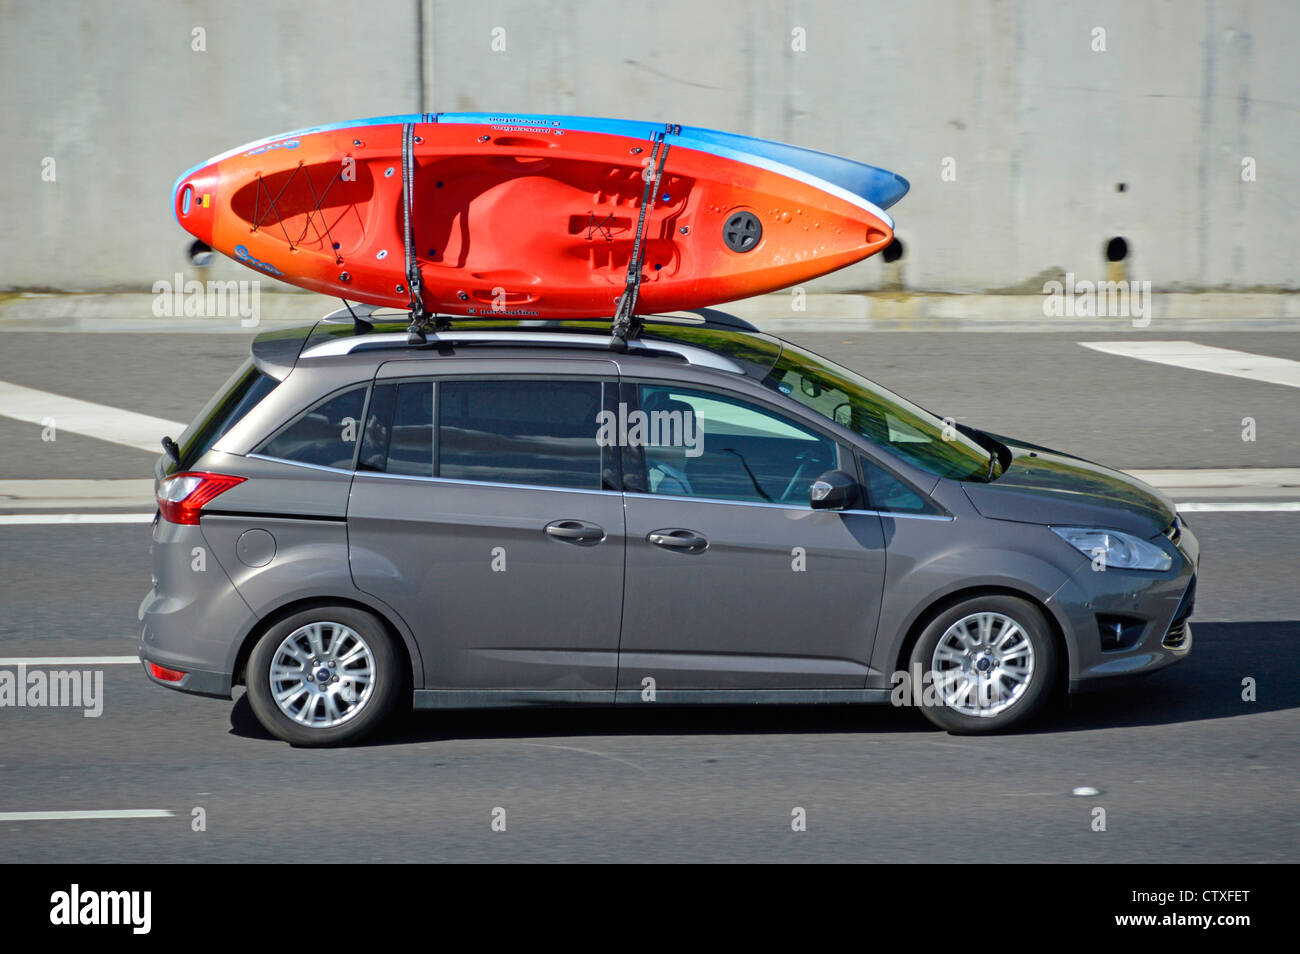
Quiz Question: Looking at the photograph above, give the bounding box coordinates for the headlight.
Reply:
[1051,526,1173,571]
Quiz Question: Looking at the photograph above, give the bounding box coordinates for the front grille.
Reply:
[1162,576,1196,649]
[1162,517,1182,547]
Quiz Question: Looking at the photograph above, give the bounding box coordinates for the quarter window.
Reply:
[254,385,367,469]
[861,457,938,514]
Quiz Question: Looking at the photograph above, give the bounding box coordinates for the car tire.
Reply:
[246,606,401,747]
[908,595,1058,734]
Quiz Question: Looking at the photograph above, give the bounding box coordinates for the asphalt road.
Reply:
[1,326,1298,862]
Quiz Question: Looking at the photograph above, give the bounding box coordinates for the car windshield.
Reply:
[761,342,994,480]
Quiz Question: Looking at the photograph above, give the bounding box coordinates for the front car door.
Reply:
[347,356,625,698]
[616,371,888,694]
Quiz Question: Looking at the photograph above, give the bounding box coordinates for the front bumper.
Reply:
[1056,519,1199,691]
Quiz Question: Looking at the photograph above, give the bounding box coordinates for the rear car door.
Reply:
[617,377,888,692]
[347,357,625,696]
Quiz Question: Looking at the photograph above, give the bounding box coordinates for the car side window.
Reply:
[635,384,835,506]
[254,384,367,469]
[861,456,939,514]
[358,378,614,490]
[439,379,606,490]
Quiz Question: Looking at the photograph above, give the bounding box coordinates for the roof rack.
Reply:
[317,303,761,338]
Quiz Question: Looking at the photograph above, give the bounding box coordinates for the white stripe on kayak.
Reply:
[1080,341,1300,389]
[0,380,184,453]
[0,513,153,525]
[0,810,173,821]
[1176,501,1300,512]
[0,656,140,666]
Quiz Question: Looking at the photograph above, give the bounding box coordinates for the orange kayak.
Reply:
[173,114,902,318]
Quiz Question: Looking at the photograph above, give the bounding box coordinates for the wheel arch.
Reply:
[891,584,1072,698]
[232,595,418,697]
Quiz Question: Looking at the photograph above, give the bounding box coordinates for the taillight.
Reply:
[156,471,245,525]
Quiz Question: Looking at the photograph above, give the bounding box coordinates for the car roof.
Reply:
[251,307,786,383]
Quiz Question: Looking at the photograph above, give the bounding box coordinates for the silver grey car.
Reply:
[139,308,1197,745]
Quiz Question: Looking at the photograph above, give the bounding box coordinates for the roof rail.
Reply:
[298,326,745,374]
[313,303,761,336]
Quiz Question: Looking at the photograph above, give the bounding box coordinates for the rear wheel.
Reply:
[908,595,1058,734]
[246,606,401,746]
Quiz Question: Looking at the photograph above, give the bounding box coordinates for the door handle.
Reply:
[544,519,606,545]
[647,528,709,552]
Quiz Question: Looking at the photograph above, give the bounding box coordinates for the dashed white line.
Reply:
[0,810,173,822]
[1176,501,1300,512]
[0,656,139,666]
[0,513,153,525]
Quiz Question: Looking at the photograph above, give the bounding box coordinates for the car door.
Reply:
[347,357,625,696]
[617,378,888,692]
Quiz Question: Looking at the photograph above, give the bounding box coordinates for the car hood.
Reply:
[961,438,1176,537]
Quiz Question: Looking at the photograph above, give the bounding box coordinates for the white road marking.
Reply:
[1080,341,1300,388]
[1130,468,1300,489]
[0,656,139,666]
[0,809,173,821]
[0,380,184,452]
[1175,501,1300,512]
[0,478,155,509]
[0,513,153,525]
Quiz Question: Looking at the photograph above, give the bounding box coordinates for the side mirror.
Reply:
[809,469,860,510]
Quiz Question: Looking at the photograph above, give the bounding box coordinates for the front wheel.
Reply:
[246,606,401,746]
[908,595,1058,734]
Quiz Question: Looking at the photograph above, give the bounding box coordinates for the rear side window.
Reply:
[359,378,609,490]
[255,385,368,469]
[174,358,278,471]
[441,379,604,489]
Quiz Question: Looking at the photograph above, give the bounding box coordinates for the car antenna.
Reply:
[611,123,677,352]
[342,299,373,335]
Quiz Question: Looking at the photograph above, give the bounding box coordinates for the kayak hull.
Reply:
[174,115,903,317]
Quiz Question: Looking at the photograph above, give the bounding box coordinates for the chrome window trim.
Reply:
[253,460,956,517]
[623,491,955,520]
[246,453,355,475]
[350,470,617,496]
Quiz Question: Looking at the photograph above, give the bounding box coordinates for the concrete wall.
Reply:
[2,0,1296,294]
